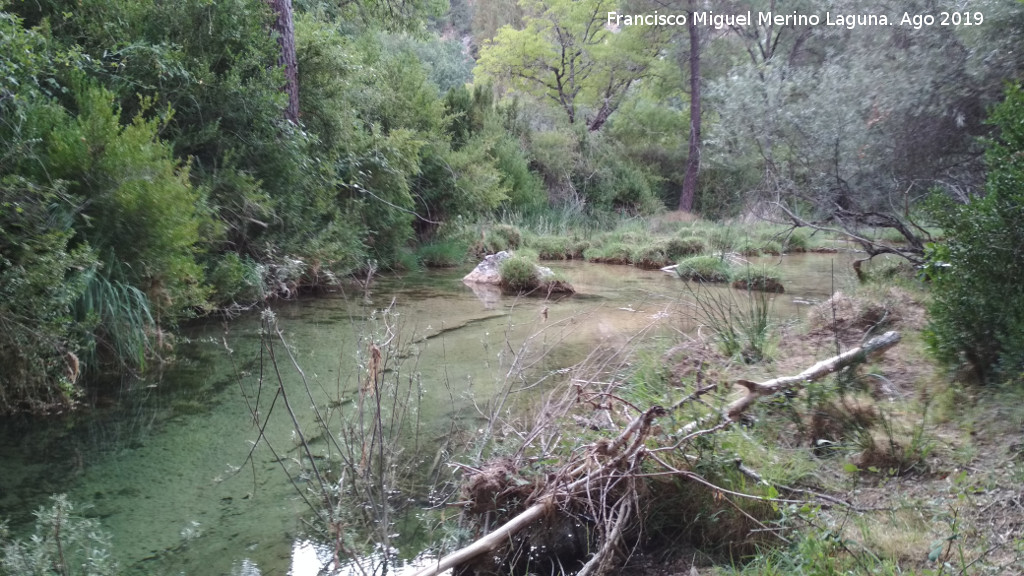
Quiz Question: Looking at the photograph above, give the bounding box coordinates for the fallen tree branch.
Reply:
[414,406,665,576]
[411,497,556,576]
[680,331,901,435]
[725,330,900,420]
[417,333,901,576]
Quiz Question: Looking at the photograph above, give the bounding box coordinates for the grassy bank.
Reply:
[439,259,1024,575]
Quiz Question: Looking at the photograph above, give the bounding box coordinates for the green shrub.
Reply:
[0,178,97,411]
[416,238,470,267]
[207,253,265,304]
[666,235,707,259]
[499,255,540,292]
[676,256,733,283]
[926,84,1024,380]
[44,83,209,322]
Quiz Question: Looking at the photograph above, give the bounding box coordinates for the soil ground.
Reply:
[639,285,1024,575]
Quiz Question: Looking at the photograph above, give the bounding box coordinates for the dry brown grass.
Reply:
[850,508,935,565]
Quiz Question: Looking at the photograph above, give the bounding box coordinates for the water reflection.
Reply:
[0,255,855,575]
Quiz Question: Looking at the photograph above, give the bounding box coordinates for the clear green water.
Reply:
[0,255,855,575]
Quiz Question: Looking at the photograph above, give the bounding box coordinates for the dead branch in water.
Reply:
[415,331,901,576]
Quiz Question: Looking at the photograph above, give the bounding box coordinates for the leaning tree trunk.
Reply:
[678,0,701,212]
[267,0,299,123]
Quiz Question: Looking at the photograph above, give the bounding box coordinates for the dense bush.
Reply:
[927,84,1024,380]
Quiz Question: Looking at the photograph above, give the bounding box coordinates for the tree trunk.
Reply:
[267,0,299,124]
[678,0,701,212]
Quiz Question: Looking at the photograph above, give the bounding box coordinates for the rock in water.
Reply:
[463,251,511,284]
[463,251,576,297]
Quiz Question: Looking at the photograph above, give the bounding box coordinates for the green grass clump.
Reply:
[759,240,783,256]
[676,256,733,282]
[499,255,540,292]
[666,236,707,259]
[782,229,810,252]
[731,268,785,293]
[631,243,670,269]
[584,242,633,264]
[572,240,592,257]
[484,224,523,253]
[529,235,575,260]
[734,238,762,257]
[708,227,739,253]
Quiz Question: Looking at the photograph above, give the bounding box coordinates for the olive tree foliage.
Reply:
[1,495,118,576]
[706,0,1024,264]
[475,0,666,132]
[927,84,1024,381]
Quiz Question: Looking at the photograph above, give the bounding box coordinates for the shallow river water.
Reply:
[0,255,856,575]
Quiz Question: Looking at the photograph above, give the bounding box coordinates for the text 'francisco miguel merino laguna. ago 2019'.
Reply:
[606,11,893,30]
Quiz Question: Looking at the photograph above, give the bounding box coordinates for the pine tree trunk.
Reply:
[268,0,299,123]
[678,0,701,212]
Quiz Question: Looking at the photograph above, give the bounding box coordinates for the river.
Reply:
[0,255,855,575]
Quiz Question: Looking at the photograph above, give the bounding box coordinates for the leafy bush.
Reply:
[676,256,733,283]
[0,179,96,411]
[926,84,1024,380]
[44,82,209,322]
[207,253,265,305]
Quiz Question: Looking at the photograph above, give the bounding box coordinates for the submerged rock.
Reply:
[463,252,575,296]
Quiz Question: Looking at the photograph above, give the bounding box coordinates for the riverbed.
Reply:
[0,255,856,575]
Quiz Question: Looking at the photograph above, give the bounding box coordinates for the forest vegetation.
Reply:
[3,0,1022,411]
[2,0,1024,572]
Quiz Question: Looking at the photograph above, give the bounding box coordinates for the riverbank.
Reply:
[430,260,1024,575]
[2,228,1020,575]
